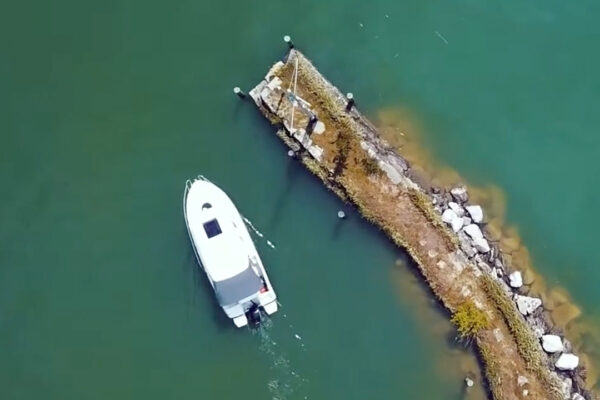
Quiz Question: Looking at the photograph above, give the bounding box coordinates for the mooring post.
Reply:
[345,92,355,111]
[233,87,246,99]
[307,114,318,134]
[465,376,474,388]
[337,210,346,219]
[283,35,294,49]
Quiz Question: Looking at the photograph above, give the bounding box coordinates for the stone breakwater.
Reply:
[249,49,596,400]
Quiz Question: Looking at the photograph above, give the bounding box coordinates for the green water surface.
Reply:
[2,0,599,399]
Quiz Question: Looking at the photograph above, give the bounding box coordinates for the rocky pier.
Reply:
[248,48,595,400]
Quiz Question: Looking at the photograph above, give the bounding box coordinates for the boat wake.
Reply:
[253,314,308,400]
[243,216,276,249]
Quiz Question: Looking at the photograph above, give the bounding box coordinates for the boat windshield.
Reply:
[214,265,262,306]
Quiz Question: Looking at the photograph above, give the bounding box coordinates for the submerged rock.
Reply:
[542,334,564,353]
[516,295,542,315]
[509,271,523,288]
[450,185,468,203]
[555,353,579,371]
[466,205,484,223]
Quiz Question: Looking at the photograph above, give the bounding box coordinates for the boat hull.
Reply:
[183,176,277,328]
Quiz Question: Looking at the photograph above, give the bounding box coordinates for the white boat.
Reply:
[183,176,277,327]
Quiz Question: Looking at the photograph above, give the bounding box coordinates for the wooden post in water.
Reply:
[345,92,355,111]
[233,86,246,99]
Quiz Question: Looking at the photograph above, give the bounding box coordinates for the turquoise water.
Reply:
[2,0,599,398]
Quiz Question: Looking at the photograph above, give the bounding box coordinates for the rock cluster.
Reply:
[436,187,494,261]
[432,184,588,399]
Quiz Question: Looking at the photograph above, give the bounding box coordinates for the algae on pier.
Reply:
[250,49,593,400]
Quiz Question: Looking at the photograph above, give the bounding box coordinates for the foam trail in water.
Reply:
[243,216,277,249]
[254,314,308,400]
[435,30,449,44]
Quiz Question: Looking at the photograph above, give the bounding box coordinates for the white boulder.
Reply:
[555,353,579,371]
[442,208,456,223]
[541,335,564,353]
[516,295,542,315]
[463,224,484,240]
[451,186,468,203]
[509,271,523,288]
[448,201,465,217]
[473,237,491,253]
[466,205,484,223]
[442,209,464,232]
[572,393,585,400]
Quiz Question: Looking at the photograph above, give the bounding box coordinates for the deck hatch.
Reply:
[203,219,222,238]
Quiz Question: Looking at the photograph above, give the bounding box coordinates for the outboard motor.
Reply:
[247,303,262,326]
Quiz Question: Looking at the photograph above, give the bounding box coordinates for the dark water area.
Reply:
[1,0,599,398]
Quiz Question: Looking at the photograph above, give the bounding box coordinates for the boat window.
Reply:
[203,219,222,238]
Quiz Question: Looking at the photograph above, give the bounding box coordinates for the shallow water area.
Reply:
[378,106,600,390]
